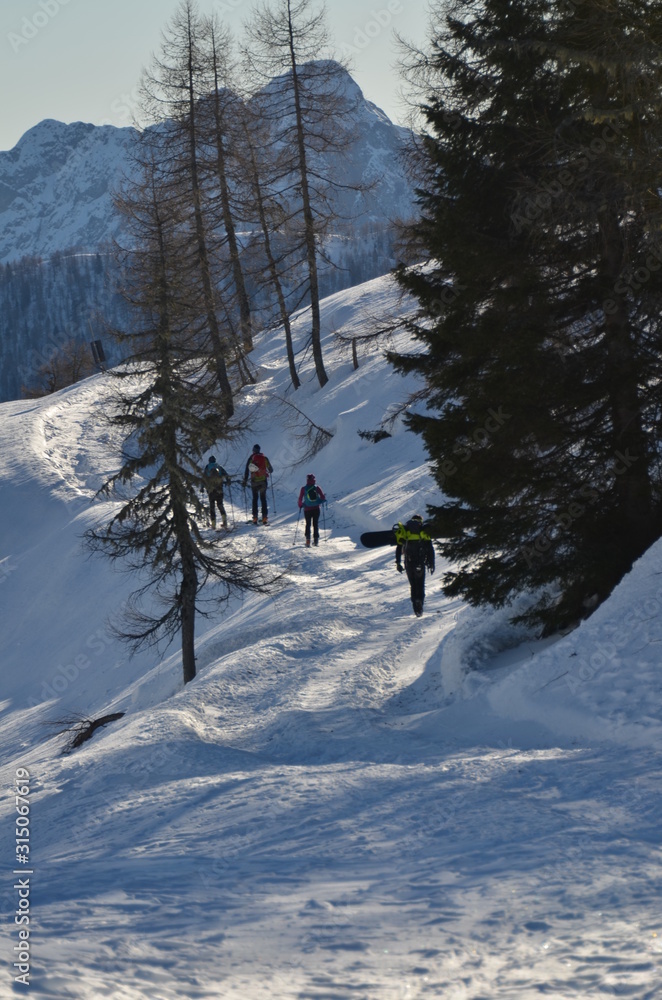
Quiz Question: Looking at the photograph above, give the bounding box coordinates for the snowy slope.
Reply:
[1,275,661,999]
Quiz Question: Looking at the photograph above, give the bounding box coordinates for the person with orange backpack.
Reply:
[242,444,273,524]
[297,473,326,546]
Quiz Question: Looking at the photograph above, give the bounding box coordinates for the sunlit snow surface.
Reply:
[1,275,661,998]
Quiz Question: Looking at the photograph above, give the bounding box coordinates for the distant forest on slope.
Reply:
[0,223,395,402]
[0,252,127,401]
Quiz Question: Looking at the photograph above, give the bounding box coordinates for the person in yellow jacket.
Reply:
[395,514,435,616]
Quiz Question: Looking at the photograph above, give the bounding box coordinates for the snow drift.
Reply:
[1,274,661,999]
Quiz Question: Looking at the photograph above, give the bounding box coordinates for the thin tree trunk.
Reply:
[209,40,253,352]
[218,301,255,386]
[185,15,234,418]
[244,129,301,389]
[287,6,328,388]
[180,545,198,684]
[600,208,654,554]
[172,492,198,684]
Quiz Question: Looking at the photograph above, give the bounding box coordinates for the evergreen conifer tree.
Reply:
[88,152,282,685]
[395,0,662,631]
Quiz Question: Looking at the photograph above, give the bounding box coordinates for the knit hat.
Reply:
[306,473,315,482]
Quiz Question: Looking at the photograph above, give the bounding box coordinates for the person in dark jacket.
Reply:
[297,473,326,546]
[203,455,230,528]
[395,514,435,616]
[242,444,273,524]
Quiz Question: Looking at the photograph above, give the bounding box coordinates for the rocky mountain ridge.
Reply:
[0,65,415,401]
[0,66,414,265]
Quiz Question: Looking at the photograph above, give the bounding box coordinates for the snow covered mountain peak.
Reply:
[0,66,414,266]
[0,118,137,262]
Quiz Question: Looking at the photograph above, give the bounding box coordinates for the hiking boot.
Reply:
[222,519,228,529]
[262,517,268,525]
[305,538,311,547]
[413,600,424,617]
[313,538,319,546]
[252,517,258,524]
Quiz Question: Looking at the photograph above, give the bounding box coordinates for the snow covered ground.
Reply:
[1,274,661,998]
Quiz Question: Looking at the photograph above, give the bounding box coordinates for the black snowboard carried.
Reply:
[360,528,398,548]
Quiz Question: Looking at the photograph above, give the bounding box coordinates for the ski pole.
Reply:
[270,479,277,514]
[294,506,302,545]
[227,481,234,524]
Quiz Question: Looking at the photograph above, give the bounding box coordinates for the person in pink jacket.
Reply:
[297,473,326,547]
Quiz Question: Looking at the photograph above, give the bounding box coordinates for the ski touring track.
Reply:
[2,361,662,997]
[147,506,662,1000]
[193,496,453,766]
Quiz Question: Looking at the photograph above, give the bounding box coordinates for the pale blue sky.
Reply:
[0,0,430,151]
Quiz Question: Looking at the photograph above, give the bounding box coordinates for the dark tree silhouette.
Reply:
[394,0,662,632]
[89,153,283,684]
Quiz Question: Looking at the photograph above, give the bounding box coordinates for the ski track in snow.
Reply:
[1,275,661,998]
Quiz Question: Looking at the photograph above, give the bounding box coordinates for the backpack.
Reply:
[304,484,320,505]
[394,520,431,545]
[249,453,269,480]
[395,520,432,566]
[206,464,225,490]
